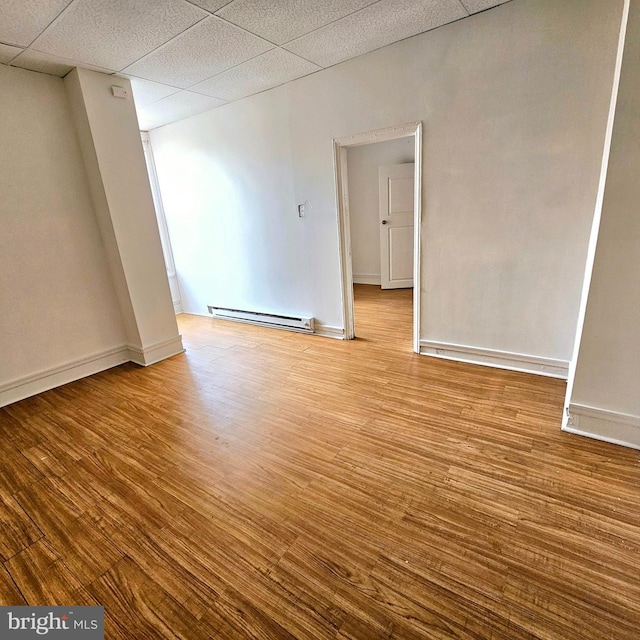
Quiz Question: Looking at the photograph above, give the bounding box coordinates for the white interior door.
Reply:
[379,163,414,289]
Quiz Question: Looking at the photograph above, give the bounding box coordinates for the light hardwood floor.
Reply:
[1,284,640,639]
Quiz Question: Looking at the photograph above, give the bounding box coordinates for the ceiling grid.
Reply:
[0,0,511,129]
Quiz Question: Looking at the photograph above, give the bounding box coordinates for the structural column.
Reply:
[65,68,183,365]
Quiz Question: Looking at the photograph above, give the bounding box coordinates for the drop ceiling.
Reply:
[0,0,511,130]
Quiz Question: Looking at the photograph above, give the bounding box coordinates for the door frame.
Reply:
[332,121,423,352]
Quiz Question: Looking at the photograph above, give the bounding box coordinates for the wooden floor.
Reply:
[1,284,640,639]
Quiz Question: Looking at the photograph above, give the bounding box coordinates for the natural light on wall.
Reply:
[152,145,276,316]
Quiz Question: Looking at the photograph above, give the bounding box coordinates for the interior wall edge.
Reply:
[127,335,185,366]
[562,0,632,426]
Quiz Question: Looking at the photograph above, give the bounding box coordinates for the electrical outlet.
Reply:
[297,203,306,218]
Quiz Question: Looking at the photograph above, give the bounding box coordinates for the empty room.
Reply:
[1,0,639,638]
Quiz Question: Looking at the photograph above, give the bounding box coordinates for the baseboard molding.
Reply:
[128,335,185,366]
[564,404,640,450]
[315,323,345,340]
[0,346,131,408]
[353,274,381,286]
[419,340,569,379]
[0,335,186,408]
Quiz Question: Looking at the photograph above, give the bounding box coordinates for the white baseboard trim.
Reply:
[0,335,186,408]
[0,346,131,408]
[419,340,569,379]
[128,335,185,366]
[353,274,381,286]
[564,404,640,450]
[315,323,345,340]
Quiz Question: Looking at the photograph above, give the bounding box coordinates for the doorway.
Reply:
[333,122,422,351]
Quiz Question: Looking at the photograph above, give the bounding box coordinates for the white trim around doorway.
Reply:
[332,121,423,352]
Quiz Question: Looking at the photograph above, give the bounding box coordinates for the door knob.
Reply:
[381,220,388,225]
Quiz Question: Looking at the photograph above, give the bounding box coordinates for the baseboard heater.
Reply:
[207,305,315,334]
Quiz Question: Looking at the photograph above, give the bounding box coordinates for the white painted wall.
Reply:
[151,89,313,323]
[0,65,127,396]
[347,138,414,284]
[568,0,640,446]
[65,69,182,364]
[151,0,623,358]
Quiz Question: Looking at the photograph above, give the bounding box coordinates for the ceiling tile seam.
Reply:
[123,89,182,109]
[274,0,386,48]
[183,0,234,16]
[180,46,313,94]
[182,88,227,101]
[119,74,185,93]
[454,0,471,17]
[211,14,282,48]
[273,47,323,69]
[120,14,276,75]
[6,63,72,80]
[141,89,227,110]
[285,10,478,77]
[24,0,80,49]
[216,66,328,104]
[1,47,25,66]
[0,38,21,48]
[18,45,119,74]
[113,13,213,72]
[0,39,25,50]
[460,0,512,17]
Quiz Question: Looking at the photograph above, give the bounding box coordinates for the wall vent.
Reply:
[207,306,314,334]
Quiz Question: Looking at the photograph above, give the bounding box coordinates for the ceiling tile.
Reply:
[123,16,273,88]
[30,0,207,71]
[136,114,163,131]
[0,0,72,47]
[10,49,115,77]
[284,0,467,68]
[185,0,233,13]
[191,48,320,101]
[121,76,181,108]
[217,0,379,46]
[137,90,226,126]
[0,43,23,64]
[460,0,511,13]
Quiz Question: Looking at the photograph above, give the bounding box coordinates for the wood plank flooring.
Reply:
[1,284,640,639]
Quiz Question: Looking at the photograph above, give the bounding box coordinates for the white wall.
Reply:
[568,0,640,447]
[347,138,414,284]
[151,0,623,359]
[0,65,127,402]
[151,89,312,323]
